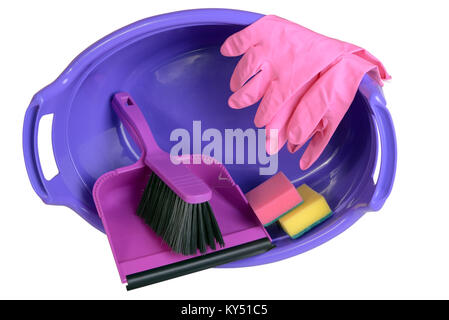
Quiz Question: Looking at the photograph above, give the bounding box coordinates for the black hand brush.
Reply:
[112,93,224,255]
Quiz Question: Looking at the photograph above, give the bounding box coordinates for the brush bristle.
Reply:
[138,173,225,255]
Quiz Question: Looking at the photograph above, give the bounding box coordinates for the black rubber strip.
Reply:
[126,238,275,290]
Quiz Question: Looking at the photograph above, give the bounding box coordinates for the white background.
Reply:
[1,0,448,299]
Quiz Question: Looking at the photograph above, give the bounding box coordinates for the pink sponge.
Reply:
[245,172,303,226]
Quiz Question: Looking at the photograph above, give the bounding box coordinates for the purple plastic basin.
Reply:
[23,9,396,267]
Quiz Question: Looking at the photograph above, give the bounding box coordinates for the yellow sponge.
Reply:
[278,184,333,239]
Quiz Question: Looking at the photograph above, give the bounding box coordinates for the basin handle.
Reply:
[23,93,66,205]
[369,92,397,211]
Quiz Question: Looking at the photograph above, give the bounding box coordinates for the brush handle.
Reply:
[112,92,162,154]
[112,92,212,203]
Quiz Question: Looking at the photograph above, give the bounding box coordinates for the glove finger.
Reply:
[265,122,288,155]
[294,55,381,169]
[288,54,379,147]
[253,80,280,127]
[220,20,263,57]
[263,96,298,153]
[230,45,266,92]
[254,70,317,128]
[286,83,332,147]
[287,117,327,153]
[287,141,299,153]
[228,70,271,109]
[299,124,333,170]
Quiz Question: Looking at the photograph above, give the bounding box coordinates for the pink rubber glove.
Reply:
[221,15,390,170]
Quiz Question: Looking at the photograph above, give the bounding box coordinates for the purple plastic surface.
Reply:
[23,9,396,267]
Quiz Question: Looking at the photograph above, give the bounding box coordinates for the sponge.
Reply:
[279,184,333,239]
[245,172,303,226]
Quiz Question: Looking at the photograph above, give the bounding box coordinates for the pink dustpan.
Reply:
[93,95,273,290]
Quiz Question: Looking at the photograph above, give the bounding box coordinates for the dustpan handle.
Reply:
[126,238,274,290]
[112,92,162,155]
